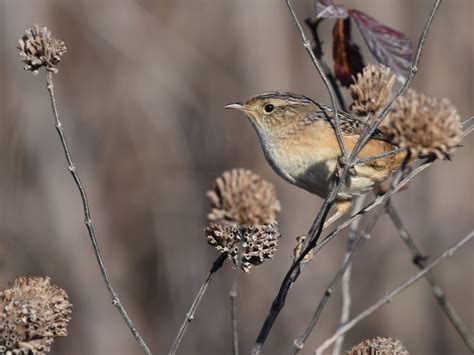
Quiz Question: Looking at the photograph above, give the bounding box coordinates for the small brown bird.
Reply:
[226,92,407,229]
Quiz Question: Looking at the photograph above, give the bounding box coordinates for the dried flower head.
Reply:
[205,222,280,272]
[18,25,67,74]
[350,64,396,117]
[347,336,408,355]
[292,235,313,264]
[207,169,280,225]
[0,276,72,354]
[385,90,462,159]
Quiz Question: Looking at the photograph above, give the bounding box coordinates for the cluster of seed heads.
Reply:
[205,169,281,272]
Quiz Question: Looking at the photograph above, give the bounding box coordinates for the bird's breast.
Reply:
[260,131,337,198]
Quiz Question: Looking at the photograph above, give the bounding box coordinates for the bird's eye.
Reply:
[264,104,274,113]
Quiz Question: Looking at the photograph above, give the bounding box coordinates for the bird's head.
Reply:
[225,92,318,134]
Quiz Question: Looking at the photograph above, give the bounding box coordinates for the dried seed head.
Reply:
[0,276,72,354]
[292,235,313,264]
[347,336,408,355]
[350,64,396,117]
[205,222,280,272]
[385,90,462,159]
[18,25,67,74]
[207,169,281,225]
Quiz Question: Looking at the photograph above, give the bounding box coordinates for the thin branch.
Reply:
[45,72,152,355]
[386,202,474,352]
[315,156,434,254]
[289,162,409,355]
[354,147,407,166]
[287,0,349,159]
[315,230,474,355]
[332,195,366,355]
[230,232,245,355]
[168,254,227,355]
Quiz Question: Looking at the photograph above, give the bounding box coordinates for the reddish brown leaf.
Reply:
[349,9,412,78]
[332,18,365,87]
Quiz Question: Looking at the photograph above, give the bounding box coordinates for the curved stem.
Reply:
[46,72,151,355]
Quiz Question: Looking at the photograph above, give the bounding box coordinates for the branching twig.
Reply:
[386,202,474,352]
[315,230,474,354]
[332,196,365,355]
[45,72,152,355]
[289,161,409,355]
[316,120,473,254]
[168,254,227,355]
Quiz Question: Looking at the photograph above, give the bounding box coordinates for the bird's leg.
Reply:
[323,200,352,230]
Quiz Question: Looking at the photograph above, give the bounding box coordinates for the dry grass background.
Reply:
[0,0,472,354]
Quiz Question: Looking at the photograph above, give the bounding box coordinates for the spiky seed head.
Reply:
[18,25,67,74]
[0,276,72,354]
[207,169,280,225]
[385,90,462,159]
[350,64,396,117]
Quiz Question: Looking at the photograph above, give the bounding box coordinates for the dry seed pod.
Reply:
[207,169,280,225]
[346,336,408,355]
[0,276,72,354]
[350,64,396,117]
[18,25,67,74]
[205,222,280,272]
[385,90,462,159]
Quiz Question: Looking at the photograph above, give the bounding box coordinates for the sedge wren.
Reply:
[225,92,407,229]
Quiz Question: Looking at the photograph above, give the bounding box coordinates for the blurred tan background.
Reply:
[0,0,472,354]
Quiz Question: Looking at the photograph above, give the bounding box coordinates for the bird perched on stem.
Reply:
[226,92,408,230]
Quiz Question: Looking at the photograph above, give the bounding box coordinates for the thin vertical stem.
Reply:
[45,72,151,355]
[230,232,245,355]
[332,195,366,355]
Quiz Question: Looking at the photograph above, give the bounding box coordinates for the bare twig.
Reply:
[230,232,245,355]
[315,231,474,354]
[287,0,348,159]
[289,161,409,355]
[332,196,366,355]
[45,72,151,355]
[354,147,407,166]
[168,254,227,355]
[251,2,442,352]
[386,202,474,351]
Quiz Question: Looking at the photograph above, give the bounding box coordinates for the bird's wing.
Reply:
[312,105,392,142]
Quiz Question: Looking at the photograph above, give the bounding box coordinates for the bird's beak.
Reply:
[225,102,247,112]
